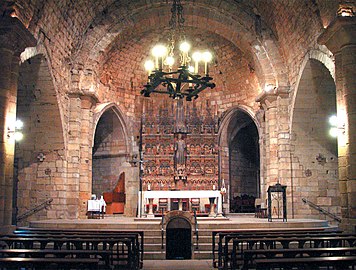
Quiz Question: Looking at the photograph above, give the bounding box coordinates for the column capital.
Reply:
[255,86,289,109]
[67,92,99,108]
[0,16,36,55]
[318,16,356,54]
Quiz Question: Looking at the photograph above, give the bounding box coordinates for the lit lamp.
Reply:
[264,84,276,93]
[328,114,345,138]
[141,0,215,101]
[7,119,24,141]
[337,6,354,17]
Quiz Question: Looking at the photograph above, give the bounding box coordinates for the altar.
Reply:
[87,199,106,219]
[142,190,222,217]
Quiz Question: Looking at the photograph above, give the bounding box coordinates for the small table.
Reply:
[87,200,106,219]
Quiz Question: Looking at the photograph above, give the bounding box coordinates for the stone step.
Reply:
[144,235,212,244]
[143,250,213,260]
[29,215,332,262]
[143,229,216,237]
[144,242,211,252]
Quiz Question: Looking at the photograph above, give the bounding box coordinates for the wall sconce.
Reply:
[264,84,276,93]
[7,119,24,141]
[328,114,345,138]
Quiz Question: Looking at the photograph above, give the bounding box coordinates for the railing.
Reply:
[161,208,164,249]
[17,198,53,222]
[302,198,341,223]
[194,209,199,250]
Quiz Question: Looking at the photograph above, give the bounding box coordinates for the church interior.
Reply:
[0,0,355,269]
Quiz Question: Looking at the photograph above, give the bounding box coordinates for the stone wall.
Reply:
[16,55,67,225]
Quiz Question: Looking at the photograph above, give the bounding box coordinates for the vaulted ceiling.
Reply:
[10,0,339,108]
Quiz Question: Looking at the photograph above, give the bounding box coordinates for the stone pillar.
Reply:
[122,162,139,217]
[318,14,356,231]
[256,88,291,216]
[0,17,36,232]
[67,92,98,219]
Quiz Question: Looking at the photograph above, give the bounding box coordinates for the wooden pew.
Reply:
[14,228,144,267]
[212,229,343,269]
[0,248,112,267]
[230,235,356,270]
[0,232,142,269]
[253,256,356,270]
[241,247,356,270]
[0,257,99,270]
[12,228,144,269]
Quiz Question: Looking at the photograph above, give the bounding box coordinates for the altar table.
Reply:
[143,190,222,215]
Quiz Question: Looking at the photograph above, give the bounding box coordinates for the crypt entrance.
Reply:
[165,213,193,260]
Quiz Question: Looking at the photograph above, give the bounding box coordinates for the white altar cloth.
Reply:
[87,199,106,212]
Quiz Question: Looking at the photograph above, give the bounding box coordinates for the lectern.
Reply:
[267,183,287,222]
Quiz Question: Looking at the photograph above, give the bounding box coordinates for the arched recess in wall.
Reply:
[290,58,339,220]
[15,54,65,224]
[218,106,260,213]
[92,103,130,214]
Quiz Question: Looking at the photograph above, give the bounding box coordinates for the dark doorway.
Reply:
[228,111,260,213]
[166,218,191,259]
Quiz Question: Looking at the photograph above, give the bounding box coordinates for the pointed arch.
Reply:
[218,106,261,213]
[290,54,339,219]
[93,102,132,154]
[218,105,260,147]
[290,49,335,130]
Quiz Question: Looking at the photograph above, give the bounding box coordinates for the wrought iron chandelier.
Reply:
[141,0,215,101]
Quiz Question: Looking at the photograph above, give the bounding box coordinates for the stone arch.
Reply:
[20,45,67,148]
[290,49,335,130]
[218,106,260,213]
[290,56,339,220]
[163,210,195,231]
[92,102,133,213]
[15,53,66,223]
[93,102,132,154]
[219,105,260,147]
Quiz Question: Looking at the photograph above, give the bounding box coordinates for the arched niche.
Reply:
[15,54,65,223]
[218,107,260,213]
[290,58,339,219]
[92,104,130,214]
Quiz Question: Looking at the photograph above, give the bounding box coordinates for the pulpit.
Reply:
[267,183,287,222]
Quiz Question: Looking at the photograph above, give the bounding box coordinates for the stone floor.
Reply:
[143,260,214,270]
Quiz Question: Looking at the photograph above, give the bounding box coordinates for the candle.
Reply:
[213,184,216,190]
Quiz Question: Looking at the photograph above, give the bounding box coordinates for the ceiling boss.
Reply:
[141,0,216,101]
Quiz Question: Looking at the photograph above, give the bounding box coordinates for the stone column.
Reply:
[67,92,98,219]
[122,161,139,216]
[318,14,356,231]
[0,17,36,232]
[256,88,291,216]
